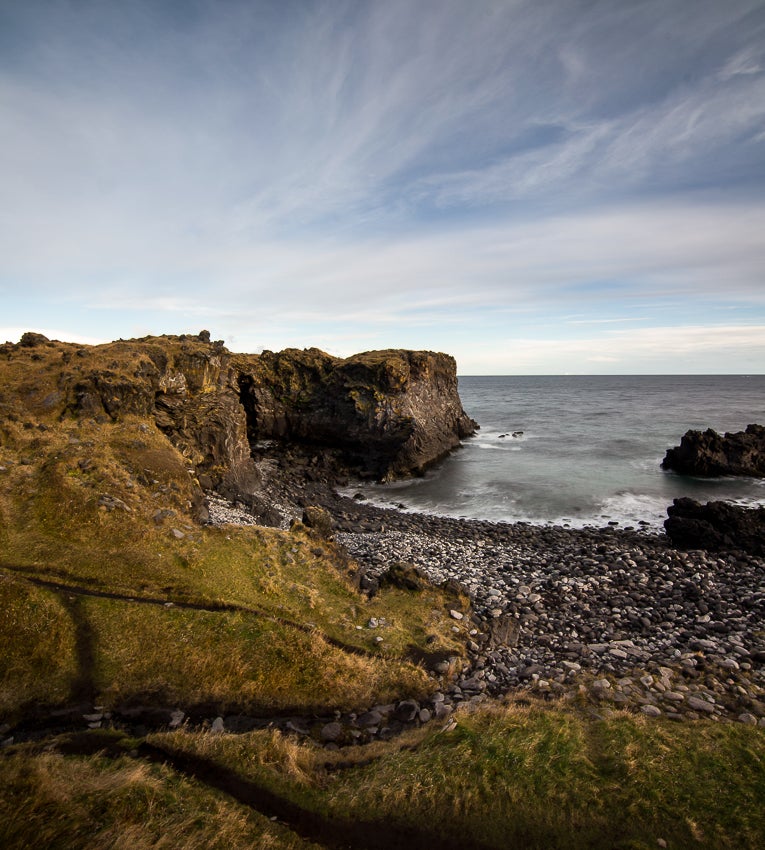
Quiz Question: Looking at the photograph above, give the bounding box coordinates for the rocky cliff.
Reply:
[1,333,476,511]
[662,424,765,477]
[237,347,477,480]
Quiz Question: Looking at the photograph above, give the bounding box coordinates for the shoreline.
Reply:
[209,478,765,726]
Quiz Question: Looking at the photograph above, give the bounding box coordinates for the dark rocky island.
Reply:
[662,423,765,477]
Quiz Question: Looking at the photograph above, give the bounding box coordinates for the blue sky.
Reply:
[1,0,764,373]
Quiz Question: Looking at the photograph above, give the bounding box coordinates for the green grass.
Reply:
[83,596,431,713]
[0,575,78,714]
[149,701,765,849]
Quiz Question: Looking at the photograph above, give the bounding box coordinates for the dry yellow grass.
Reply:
[0,745,318,850]
[84,596,431,712]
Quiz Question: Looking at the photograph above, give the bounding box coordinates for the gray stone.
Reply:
[686,696,715,713]
[320,722,343,742]
[169,710,185,728]
[211,716,225,733]
[357,710,383,728]
[662,692,685,702]
[738,713,758,726]
[394,700,420,722]
[641,705,662,717]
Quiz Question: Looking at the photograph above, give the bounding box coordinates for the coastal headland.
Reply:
[2,331,764,848]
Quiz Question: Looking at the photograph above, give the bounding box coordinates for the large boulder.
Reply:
[664,497,765,555]
[662,424,765,477]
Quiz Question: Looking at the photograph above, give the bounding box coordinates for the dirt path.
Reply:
[51,732,494,850]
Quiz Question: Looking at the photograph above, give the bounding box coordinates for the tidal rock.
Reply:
[665,498,765,555]
[662,424,765,477]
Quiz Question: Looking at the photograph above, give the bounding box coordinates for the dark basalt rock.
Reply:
[664,497,765,555]
[662,424,765,477]
[236,347,477,481]
[378,561,431,591]
[302,505,334,539]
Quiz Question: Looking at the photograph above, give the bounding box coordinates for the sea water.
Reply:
[349,375,765,529]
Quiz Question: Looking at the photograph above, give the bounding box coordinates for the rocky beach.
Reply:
[188,345,765,733]
[208,477,765,733]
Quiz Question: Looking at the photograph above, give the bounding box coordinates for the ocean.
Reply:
[348,375,765,530]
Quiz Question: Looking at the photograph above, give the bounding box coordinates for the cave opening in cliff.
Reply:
[237,374,260,446]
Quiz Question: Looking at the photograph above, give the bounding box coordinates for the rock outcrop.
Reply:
[56,332,260,499]
[3,332,476,507]
[662,424,765,477]
[237,347,477,480]
[665,497,765,555]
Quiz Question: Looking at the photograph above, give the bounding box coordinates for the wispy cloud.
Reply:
[1,0,764,371]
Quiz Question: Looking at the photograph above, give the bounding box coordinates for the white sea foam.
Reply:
[595,492,671,529]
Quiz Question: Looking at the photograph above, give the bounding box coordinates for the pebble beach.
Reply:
[209,489,765,728]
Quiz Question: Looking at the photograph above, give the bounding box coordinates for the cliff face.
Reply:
[237,347,477,480]
[1,334,476,508]
[54,333,259,498]
[662,425,765,477]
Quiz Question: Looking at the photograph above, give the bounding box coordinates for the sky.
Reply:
[1,0,764,374]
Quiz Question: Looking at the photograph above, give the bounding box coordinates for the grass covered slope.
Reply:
[0,739,320,850]
[0,335,466,722]
[145,703,765,850]
[2,332,765,849]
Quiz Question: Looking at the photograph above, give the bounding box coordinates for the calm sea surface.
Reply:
[349,375,765,529]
